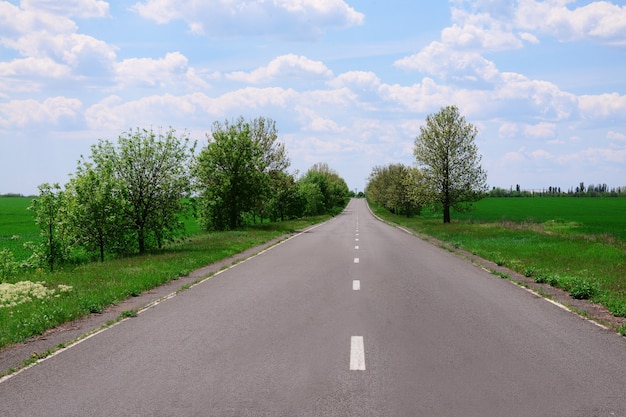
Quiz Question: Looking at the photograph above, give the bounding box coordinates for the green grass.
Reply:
[370,197,626,321]
[454,197,626,241]
[0,215,328,349]
[0,197,38,261]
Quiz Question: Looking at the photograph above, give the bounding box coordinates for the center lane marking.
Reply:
[350,336,366,370]
[354,258,359,263]
[353,280,360,290]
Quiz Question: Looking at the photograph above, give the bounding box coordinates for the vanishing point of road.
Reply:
[1,198,626,416]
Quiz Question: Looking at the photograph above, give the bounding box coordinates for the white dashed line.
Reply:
[355,245,359,250]
[354,258,359,263]
[350,336,366,370]
[353,280,360,290]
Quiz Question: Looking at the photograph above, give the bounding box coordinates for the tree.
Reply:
[303,163,350,212]
[195,116,290,230]
[29,183,70,271]
[414,105,487,223]
[91,128,195,254]
[267,171,305,221]
[65,159,128,261]
[365,164,425,217]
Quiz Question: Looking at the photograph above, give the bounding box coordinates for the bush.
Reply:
[0,249,18,282]
[568,279,599,300]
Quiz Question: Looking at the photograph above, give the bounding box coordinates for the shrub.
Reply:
[0,249,19,282]
[568,279,599,300]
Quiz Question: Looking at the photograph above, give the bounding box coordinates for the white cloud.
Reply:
[607,131,626,141]
[579,93,626,120]
[85,87,300,130]
[494,73,577,120]
[0,96,82,128]
[395,41,500,83]
[226,54,333,84]
[518,31,539,43]
[379,78,453,114]
[115,52,209,90]
[295,106,346,133]
[328,71,381,91]
[525,122,557,138]
[0,2,117,80]
[498,121,556,139]
[516,0,626,44]
[444,6,523,51]
[132,0,364,40]
[0,57,71,91]
[21,0,110,18]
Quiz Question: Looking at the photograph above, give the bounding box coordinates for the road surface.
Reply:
[1,198,626,416]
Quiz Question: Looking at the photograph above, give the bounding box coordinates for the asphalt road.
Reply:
[1,198,626,416]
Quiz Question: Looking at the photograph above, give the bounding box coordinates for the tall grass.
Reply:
[370,198,626,319]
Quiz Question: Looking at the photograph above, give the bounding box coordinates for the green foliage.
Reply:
[366,164,425,217]
[618,324,626,337]
[298,163,350,215]
[28,183,72,271]
[99,127,195,254]
[414,105,488,223]
[568,279,599,300]
[195,117,289,230]
[0,248,18,281]
[65,159,129,261]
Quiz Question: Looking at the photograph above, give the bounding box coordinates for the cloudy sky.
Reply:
[1,0,625,195]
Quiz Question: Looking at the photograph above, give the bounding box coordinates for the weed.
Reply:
[568,279,599,300]
[618,324,626,337]
[524,267,537,278]
[119,309,138,319]
[491,252,506,266]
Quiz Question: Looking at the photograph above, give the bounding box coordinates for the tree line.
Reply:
[21,116,349,272]
[489,182,626,198]
[366,105,488,223]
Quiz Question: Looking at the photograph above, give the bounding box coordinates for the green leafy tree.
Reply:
[414,105,487,223]
[65,160,129,261]
[29,183,71,271]
[267,171,305,222]
[195,116,290,230]
[366,164,426,217]
[366,164,425,217]
[91,128,195,254]
[301,163,350,213]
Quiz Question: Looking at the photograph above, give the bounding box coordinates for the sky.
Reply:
[1,0,625,195]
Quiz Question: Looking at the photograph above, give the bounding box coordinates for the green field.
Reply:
[453,197,626,241]
[0,197,38,261]
[370,197,626,328]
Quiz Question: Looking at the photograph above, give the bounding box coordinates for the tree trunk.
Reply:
[138,228,146,254]
[443,204,451,223]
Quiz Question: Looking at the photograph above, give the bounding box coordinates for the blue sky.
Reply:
[1,0,625,195]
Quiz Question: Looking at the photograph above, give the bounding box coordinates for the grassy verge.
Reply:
[368,201,626,320]
[0,216,328,350]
